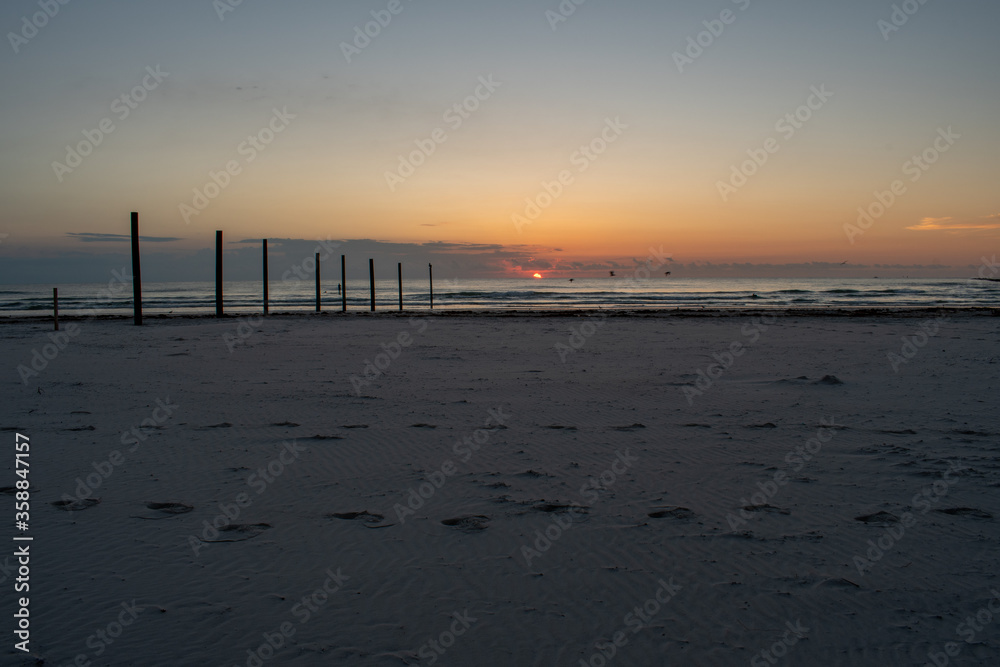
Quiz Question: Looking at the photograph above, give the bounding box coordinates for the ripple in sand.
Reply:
[854,511,899,525]
[742,504,790,515]
[201,523,271,542]
[133,502,194,520]
[441,515,490,531]
[52,498,100,511]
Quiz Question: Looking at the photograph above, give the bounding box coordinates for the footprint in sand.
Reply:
[648,507,696,520]
[935,507,993,519]
[133,502,194,520]
[441,515,490,532]
[51,498,101,511]
[854,511,899,525]
[814,375,844,385]
[328,511,385,525]
[533,503,589,514]
[613,423,646,432]
[201,523,271,542]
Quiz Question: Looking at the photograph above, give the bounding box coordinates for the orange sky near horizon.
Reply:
[1,1,998,283]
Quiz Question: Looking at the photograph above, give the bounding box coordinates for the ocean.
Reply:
[0,277,996,317]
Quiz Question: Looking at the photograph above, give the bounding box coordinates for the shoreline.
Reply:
[1,305,998,324]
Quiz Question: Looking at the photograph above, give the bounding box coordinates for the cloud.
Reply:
[68,232,183,243]
[907,214,1000,232]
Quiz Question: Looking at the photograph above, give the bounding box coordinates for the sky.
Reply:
[1,0,998,284]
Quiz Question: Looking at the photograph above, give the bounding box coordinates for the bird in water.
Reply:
[609,271,615,277]
[665,271,671,276]
[750,293,761,299]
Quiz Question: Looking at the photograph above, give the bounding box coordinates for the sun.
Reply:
[533,273,543,279]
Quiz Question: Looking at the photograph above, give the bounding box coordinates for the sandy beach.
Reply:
[3,311,999,666]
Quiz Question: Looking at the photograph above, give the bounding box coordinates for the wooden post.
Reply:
[53,288,59,331]
[315,252,321,313]
[341,255,347,312]
[262,239,269,315]
[398,262,403,311]
[131,212,142,326]
[429,263,434,310]
[216,230,223,317]
[369,258,375,312]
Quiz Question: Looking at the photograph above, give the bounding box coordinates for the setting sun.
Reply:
[533,273,543,279]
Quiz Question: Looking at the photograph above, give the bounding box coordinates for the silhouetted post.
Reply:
[262,239,269,315]
[131,212,142,326]
[341,255,347,312]
[398,262,403,311]
[369,258,375,312]
[429,263,434,310]
[216,230,223,317]
[53,288,58,331]
[315,252,322,312]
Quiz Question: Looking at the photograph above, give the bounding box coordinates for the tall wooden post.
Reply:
[341,255,347,312]
[315,252,322,313]
[429,263,434,310]
[216,230,223,317]
[53,288,59,331]
[262,239,269,315]
[131,212,142,326]
[369,259,375,312]
[398,262,404,311]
